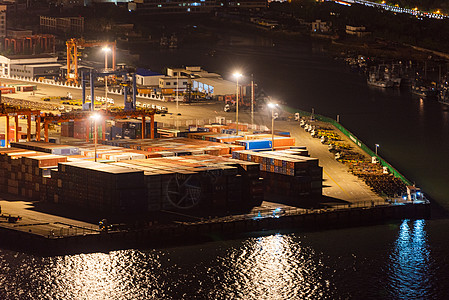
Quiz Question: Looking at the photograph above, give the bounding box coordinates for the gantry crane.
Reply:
[66,38,117,84]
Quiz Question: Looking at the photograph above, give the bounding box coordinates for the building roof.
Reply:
[136,68,162,77]
[5,54,58,60]
[194,77,234,87]
[24,63,63,68]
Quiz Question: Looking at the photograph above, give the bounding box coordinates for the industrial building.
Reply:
[135,68,164,86]
[9,63,62,79]
[39,16,85,34]
[0,54,58,76]
[166,66,235,96]
[3,30,55,55]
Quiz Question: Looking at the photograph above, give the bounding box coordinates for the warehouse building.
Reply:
[166,66,235,96]
[9,63,62,79]
[0,54,58,76]
[192,77,235,95]
[135,68,164,86]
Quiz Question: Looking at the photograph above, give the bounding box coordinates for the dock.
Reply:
[0,91,431,255]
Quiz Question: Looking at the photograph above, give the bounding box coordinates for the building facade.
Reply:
[0,54,58,76]
[346,25,371,37]
[9,63,62,78]
[40,16,85,34]
[135,68,164,86]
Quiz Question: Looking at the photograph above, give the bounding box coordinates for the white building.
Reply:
[0,54,58,76]
[159,76,188,90]
[192,77,235,95]
[346,25,371,37]
[10,63,62,78]
[165,66,235,96]
[135,68,164,86]
[311,20,331,33]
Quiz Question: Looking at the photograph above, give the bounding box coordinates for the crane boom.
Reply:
[66,38,116,84]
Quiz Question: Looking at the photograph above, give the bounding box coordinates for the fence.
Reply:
[48,222,99,238]
[284,106,412,186]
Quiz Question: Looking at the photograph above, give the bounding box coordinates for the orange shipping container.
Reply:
[273,137,295,148]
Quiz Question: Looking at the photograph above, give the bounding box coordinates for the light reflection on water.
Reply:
[0,225,442,299]
[387,219,435,299]
[0,234,335,299]
[213,234,332,299]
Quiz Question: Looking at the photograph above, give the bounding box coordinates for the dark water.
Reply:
[1,219,448,299]
[2,34,449,298]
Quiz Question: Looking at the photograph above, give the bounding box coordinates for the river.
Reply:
[1,32,449,299]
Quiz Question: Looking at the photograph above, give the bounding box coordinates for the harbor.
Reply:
[0,90,430,255]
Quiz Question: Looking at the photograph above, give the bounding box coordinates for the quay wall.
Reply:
[0,202,430,256]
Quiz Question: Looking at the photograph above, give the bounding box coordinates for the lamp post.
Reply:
[102,47,111,110]
[375,144,380,155]
[175,72,179,129]
[268,103,278,151]
[233,72,243,135]
[251,74,254,127]
[91,113,101,162]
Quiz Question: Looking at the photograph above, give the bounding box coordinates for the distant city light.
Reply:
[328,0,448,19]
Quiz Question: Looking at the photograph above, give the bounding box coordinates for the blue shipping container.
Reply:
[245,140,272,150]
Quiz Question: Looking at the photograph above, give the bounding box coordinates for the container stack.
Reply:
[108,155,263,212]
[10,142,80,156]
[232,149,322,203]
[0,144,263,214]
[60,121,74,138]
[0,148,67,199]
[53,161,146,213]
[101,137,244,157]
[106,119,157,140]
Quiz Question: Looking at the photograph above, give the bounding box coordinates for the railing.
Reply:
[47,223,99,238]
[184,198,410,226]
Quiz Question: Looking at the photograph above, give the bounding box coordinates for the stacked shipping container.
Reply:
[232,149,322,202]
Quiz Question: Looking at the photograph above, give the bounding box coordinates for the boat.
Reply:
[367,71,394,88]
[438,82,449,105]
[411,80,437,99]
[367,66,394,88]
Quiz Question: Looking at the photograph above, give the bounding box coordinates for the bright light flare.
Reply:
[102,47,111,52]
[233,72,243,79]
[91,113,101,121]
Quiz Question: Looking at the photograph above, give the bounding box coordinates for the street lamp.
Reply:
[268,102,278,151]
[375,144,380,155]
[91,113,101,162]
[233,72,243,135]
[102,47,111,110]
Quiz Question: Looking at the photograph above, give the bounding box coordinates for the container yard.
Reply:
[0,96,430,255]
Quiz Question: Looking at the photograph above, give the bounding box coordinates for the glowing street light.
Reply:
[268,102,278,151]
[91,113,101,162]
[375,144,380,155]
[102,47,111,110]
[233,72,243,135]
